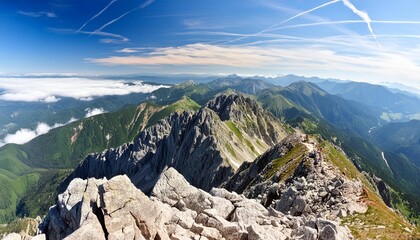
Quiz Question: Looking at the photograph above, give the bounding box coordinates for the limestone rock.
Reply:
[61,94,288,197]
[2,233,21,240]
[41,167,355,240]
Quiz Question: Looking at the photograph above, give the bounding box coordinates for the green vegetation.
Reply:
[259,82,382,137]
[370,120,420,167]
[266,143,307,180]
[321,141,419,238]
[16,169,72,218]
[225,121,243,140]
[225,143,237,158]
[342,188,419,239]
[0,145,30,177]
[153,81,420,220]
[321,142,360,180]
[380,112,403,121]
[0,217,39,236]
[148,96,200,126]
[0,173,39,222]
[0,97,201,223]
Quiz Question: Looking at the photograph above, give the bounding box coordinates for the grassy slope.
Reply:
[0,217,39,236]
[154,82,420,221]
[266,143,307,180]
[258,89,420,220]
[321,141,419,239]
[0,97,200,223]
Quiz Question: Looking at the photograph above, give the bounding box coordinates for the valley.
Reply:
[0,77,419,239]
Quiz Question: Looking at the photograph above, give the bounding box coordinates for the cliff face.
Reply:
[62,94,288,193]
[40,168,354,240]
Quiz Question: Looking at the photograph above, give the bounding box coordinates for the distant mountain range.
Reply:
[370,120,420,167]
[316,80,420,116]
[0,75,419,237]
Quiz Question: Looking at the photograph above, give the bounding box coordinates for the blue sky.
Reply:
[2,0,420,87]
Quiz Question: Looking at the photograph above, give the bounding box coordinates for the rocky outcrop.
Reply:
[206,94,285,146]
[224,136,367,221]
[362,172,392,207]
[223,134,302,194]
[41,168,353,240]
[62,94,287,194]
[2,233,45,240]
[373,176,391,207]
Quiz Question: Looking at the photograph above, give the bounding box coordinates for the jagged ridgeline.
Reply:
[1,78,419,238]
[32,111,418,239]
[0,97,200,223]
[62,94,289,193]
[151,79,420,222]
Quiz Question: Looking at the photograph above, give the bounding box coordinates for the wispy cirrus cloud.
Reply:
[117,47,150,53]
[18,11,57,18]
[50,28,129,43]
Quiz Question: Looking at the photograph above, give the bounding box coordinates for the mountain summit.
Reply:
[62,94,288,193]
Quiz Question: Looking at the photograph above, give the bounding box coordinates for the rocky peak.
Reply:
[206,94,262,121]
[61,95,288,195]
[176,79,197,88]
[207,94,286,145]
[40,168,354,240]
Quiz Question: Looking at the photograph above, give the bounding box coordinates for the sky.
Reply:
[2,0,420,88]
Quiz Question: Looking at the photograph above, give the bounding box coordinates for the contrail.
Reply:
[373,20,420,24]
[342,0,380,47]
[271,20,363,31]
[225,0,340,44]
[77,0,118,32]
[276,0,340,26]
[272,20,420,31]
[93,0,155,34]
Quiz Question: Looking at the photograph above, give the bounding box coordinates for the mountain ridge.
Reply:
[61,94,288,194]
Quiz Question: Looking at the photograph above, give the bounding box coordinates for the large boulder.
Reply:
[40,168,355,240]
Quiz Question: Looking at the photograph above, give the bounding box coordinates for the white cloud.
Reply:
[18,11,57,18]
[117,48,147,53]
[50,28,129,44]
[43,96,60,103]
[0,78,169,102]
[1,128,38,145]
[88,42,420,89]
[85,108,107,118]
[88,43,280,67]
[0,118,77,146]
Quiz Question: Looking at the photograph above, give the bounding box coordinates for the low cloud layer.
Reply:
[85,108,107,117]
[0,118,77,146]
[0,78,168,102]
